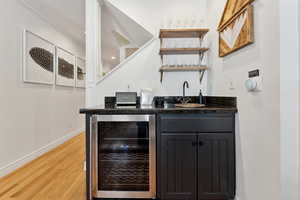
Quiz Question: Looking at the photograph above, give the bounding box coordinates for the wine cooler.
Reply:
[91,115,156,199]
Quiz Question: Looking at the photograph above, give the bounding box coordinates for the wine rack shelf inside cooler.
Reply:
[99,153,149,191]
[98,121,150,192]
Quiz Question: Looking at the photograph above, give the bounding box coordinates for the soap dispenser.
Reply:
[199,89,204,105]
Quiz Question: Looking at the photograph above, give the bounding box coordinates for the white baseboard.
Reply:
[0,128,84,178]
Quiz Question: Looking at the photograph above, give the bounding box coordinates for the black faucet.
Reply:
[183,81,189,97]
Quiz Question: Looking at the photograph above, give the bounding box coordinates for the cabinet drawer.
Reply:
[159,114,234,133]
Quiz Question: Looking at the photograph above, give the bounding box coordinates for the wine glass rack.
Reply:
[159,28,210,82]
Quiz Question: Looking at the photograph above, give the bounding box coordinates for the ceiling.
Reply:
[21,0,85,45]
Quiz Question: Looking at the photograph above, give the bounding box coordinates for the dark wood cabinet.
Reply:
[157,114,236,200]
[197,133,235,200]
[161,134,198,200]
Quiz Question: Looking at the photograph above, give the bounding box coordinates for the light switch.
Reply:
[228,79,235,90]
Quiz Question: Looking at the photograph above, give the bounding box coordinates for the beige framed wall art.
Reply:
[218,0,255,57]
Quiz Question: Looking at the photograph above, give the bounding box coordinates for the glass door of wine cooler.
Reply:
[92,115,156,199]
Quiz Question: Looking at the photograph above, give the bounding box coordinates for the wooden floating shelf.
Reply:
[159,28,210,38]
[159,66,208,82]
[159,48,209,55]
[159,66,208,72]
[158,28,210,83]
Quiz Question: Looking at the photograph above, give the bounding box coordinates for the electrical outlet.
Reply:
[229,80,235,90]
[227,78,235,90]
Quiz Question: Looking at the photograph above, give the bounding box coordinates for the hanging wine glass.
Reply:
[163,38,168,48]
[182,38,189,48]
[182,55,188,67]
[163,55,167,66]
[193,38,199,48]
[183,17,190,28]
[196,18,204,28]
[160,19,165,29]
[168,55,174,67]
[186,55,193,66]
[167,18,173,29]
[192,55,198,66]
[176,17,182,28]
[174,38,180,48]
[161,17,168,29]
[200,54,206,66]
[190,16,197,28]
[177,55,183,67]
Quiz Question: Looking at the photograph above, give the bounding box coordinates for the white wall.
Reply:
[87,0,208,106]
[280,0,300,199]
[86,0,100,106]
[85,0,300,200]
[0,0,85,177]
[207,0,280,200]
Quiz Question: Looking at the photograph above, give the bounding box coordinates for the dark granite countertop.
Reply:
[80,104,237,115]
[80,96,237,115]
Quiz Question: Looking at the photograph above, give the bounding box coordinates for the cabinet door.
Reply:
[161,134,198,200]
[198,133,235,200]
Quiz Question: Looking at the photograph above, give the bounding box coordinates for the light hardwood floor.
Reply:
[0,133,86,200]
